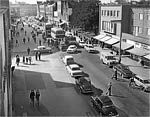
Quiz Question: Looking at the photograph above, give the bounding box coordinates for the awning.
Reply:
[127,48,150,57]
[113,42,134,50]
[144,54,150,60]
[93,34,106,41]
[100,36,111,42]
[104,38,119,45]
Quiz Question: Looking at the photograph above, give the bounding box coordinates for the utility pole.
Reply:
[98,0,101,34]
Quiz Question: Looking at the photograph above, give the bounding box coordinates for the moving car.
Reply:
[66,64,83,77]
[75,77,93,94]
[84,44,96,53]
[133,75,150,92]
[67,45,77,53]
[62,55,75,65]
[113,64,135,79]
[100,51,118,67]
[33,46,52,53]
[90,95,119,116]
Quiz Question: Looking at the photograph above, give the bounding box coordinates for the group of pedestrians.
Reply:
[35,51,41,61]
[22,56,32,64]
[30,89,40,107]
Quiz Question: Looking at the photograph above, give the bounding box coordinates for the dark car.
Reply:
[113,63,135,79]
[90,95,118,116]
[75,77,93,94]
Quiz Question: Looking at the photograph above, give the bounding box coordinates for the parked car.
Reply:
[133,75,150,92]
[67,45,77,53]
[90,95,119,116]
[113,64,135,79]
[75,77,93,94]
[59,41,68,51]
[79,40,86,47]
[100,51,118,67]
[84,44,96,53]
[33,46,52,53]
[66,64,83,77]
[62,55,75,65]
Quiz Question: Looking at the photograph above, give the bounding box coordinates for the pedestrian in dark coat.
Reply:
[23,56,25,63]
[35,89,40,107]
[112,69,118,80]
[27,47,30,55]
[38,51,41,60]
[29,56,32,64]
[35,52,38,61]
[26,57,28,64]
[16,56,20,66]
[30,90,35,107]
[23,38,26,44]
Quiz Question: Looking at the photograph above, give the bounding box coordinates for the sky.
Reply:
[9,0,140,4]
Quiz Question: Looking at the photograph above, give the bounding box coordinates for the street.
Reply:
[11,22,149,117]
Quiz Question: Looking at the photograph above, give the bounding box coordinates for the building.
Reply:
[10,4,37,17]
[0,7,12,116]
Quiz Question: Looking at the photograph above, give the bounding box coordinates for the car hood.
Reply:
[72,70,82,73]
[103,106,118,116]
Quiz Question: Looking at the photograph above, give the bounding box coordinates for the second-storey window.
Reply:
[139,13,143,20]
[138,27,142,33]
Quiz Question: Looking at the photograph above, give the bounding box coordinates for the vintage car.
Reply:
[33,46,52,53]
[90,95,119,116]
[75,77,93,94]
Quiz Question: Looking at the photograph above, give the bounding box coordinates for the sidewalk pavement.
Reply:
[75,36,150,78]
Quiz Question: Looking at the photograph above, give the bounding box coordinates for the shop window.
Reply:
[138,27,142,33]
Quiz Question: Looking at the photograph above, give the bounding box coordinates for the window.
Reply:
[138,27,142,33]
[110,11,113,16]
[117,11,120,17]
[114,11,116,16]
[139,13,143,20]
[107,10,109,16]
[101,10,103,16]
[147,28,150,35]
[147,15,150,20]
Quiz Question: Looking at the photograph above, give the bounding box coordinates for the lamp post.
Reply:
[97,0,101,34]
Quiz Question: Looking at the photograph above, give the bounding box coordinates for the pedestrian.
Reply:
[26,57,28,64]
[25,30,27,36]
[47,39,50,46]
[112,69,118,80]
[38,51,41,60]
[39,40,41,46]
[27,47,30,55]
[22,56,25,63]
[28,37,30,42]
[16,40,18,46]
[29,56,32,64]
[16,55,20,66]
[29,90,35,107]
[35,52,38,61]
[23,38,26,44]
[11,66,15,76]
[35,89,40,107]
[106,82,112,96]
[129,77,135,87]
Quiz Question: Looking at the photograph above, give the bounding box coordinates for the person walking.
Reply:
[27,47,30,55]
[16,39,18,47]
[25,30,27,36]
[38,51,41,60]
[28,37,30,42]
[35,52,38,61]
[129,77,135,87]
[26,57,28,64]
[35,89,40,107]
[29,56,32,65]
[39,40,41,46]
[112,69,118,80]
[106,82,112,96]
[23,37,26,44]
[30,90,35,107]
[16,55,20,66]
[22,56,25,63]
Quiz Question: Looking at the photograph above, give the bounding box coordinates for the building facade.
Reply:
[100,4,131,37]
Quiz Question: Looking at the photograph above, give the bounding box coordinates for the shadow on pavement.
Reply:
[39,59,49,62]
[54,80,74,88]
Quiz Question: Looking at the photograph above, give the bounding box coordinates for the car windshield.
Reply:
[106,56,116,60]
[72,67,80,70]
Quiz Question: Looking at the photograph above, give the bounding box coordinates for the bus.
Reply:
[51,27,65,42]
[45,23,54,38]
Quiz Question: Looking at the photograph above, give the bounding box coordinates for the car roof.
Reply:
[69,64,79,68]
[38,46,45,48]
[65,55,73,59]
[69,45,76,47]
[98,96,113,105]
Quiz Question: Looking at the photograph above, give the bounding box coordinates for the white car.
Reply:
[67,45,77,53]
[62,55,75,65]
[66,64,83,77]
[33,46,52,53]
[84,44,96,53]
[79,40,86,47]
[134,75,150,92]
